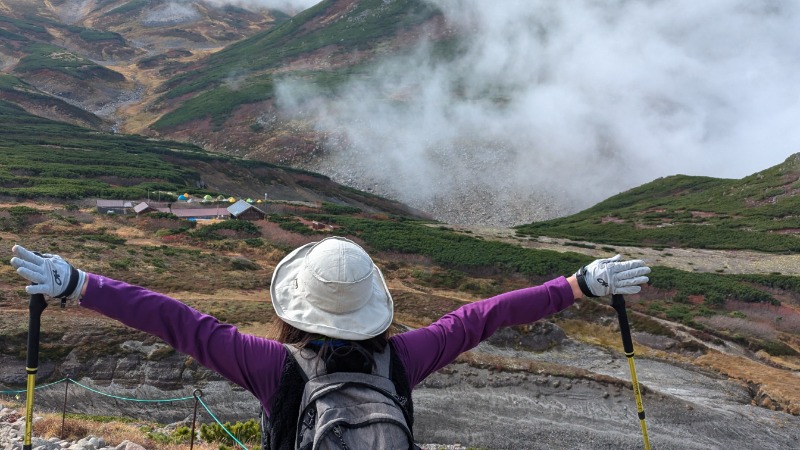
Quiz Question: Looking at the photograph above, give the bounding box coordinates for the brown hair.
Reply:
[268,316,391,373]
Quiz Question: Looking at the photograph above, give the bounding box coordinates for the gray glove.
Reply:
[575,254,650,297]
[10,245,86,300]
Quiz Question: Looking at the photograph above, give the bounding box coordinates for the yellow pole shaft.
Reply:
[626,353,651,450]
[24,369,37,449]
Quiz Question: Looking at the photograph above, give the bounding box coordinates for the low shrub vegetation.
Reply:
[199,419,260,448]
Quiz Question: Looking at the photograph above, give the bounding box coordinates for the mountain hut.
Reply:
[227,199,266,221]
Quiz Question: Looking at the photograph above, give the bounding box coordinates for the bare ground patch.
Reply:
[462,226,800,275]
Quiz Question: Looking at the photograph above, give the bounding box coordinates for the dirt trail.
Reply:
[463,226,800,275]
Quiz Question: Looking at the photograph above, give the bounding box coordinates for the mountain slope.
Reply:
[516,153,800,252]
[0,0,446,154]
[0,1,282,129]
[147,0,444,162]
[155,0,439,104]
[0,9,135,125]
[0,73,107,129]
[0,98,425,217]
[0,1,459,202]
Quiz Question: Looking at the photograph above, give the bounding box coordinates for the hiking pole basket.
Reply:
[24,293,48,450]
[611,294,651,450]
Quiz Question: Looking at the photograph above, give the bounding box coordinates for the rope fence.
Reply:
[0,378,248,449]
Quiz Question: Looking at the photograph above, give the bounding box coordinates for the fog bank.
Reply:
[277,0,800,225]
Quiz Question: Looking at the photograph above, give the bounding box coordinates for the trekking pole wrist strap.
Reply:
[56,265,80,299]
[575,268,598,298]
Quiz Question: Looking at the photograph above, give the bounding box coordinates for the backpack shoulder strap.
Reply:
[371,345,391,378]
[283,343,319,381]
[263,347,307,450]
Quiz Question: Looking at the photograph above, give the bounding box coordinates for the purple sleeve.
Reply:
[78,274,285,412]
[390,276,575,389]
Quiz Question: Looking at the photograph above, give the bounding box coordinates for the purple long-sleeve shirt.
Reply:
[79,274,575,416]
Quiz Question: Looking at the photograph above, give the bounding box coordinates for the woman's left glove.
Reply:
[10,245,86,300]
[575,254,650,297]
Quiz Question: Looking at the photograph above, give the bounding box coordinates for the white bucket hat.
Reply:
[270,236,393,340]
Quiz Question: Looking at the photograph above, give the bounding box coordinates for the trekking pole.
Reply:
[611,294,651,450]
[24,293,48,450]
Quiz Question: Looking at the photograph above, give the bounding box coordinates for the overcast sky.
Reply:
[265,0,800,222]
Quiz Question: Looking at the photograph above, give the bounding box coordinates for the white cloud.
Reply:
[142,2,201,26]
[203,0,320,13]
[276,0,800,225]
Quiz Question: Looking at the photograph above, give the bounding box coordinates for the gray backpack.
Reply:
[286,344,414,450]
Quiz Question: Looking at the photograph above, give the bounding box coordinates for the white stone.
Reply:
[113,441,146,450]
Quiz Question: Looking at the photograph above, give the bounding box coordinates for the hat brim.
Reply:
[270,241,393,340]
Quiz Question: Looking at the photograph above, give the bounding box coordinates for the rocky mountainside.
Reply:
[0,0,283,130]
[0,0,436,144]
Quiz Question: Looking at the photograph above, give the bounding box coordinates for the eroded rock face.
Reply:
[413,362,800,450]
[4,341,260,423]
[3,339,800,449]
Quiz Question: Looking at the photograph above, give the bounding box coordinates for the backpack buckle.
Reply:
[303,408,315,429]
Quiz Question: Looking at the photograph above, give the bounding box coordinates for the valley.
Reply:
[0,1,799,449]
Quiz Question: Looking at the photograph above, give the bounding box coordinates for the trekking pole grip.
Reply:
[27,294,48,369]
[611,294,634,355]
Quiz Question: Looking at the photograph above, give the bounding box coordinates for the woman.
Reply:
[10,237,649,449]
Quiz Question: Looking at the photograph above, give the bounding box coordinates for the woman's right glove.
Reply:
[10,245,86,300]
[575,254,650,297]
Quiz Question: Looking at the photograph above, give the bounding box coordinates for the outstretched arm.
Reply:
[391,276,577,388]
[10,245,285,408]
[79,274,285,395]
[391,256,649,388]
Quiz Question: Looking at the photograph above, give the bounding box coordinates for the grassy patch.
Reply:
[516,156,800,253]
[15,43,124,82]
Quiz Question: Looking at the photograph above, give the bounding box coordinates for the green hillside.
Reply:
[0,98,419,217]
[0,99,210,199]
[152,0,439,130]
[0,74,106,128]
[14,43,125,82]
[516,154,800,252]
[0,12,130,58]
